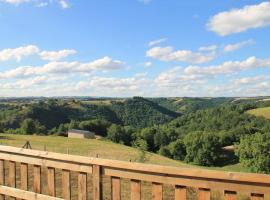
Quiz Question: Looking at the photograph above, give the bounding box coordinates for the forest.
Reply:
[1,96,270,173]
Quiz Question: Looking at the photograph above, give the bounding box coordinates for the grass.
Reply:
[247,107,270,119]
[0,134,190,168]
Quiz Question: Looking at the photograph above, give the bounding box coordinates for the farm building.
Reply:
[68,129,95,139]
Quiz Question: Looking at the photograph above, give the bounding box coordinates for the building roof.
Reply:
[68,129,94,134]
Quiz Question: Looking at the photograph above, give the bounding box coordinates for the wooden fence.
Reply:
[0,145,269,200]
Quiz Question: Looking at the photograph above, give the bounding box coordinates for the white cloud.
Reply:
[0,45,39,62]
[146,46,215,64]
[207,2,270,36]
[144,61,152,67]
[0,0,70,9]
[148,38,167,47]
[199,45,218,52]
[184,56,270,76]
[39,49,76,61]
[0,57,126,79]
[223,39,254,52]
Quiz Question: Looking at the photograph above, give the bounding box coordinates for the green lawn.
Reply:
[0,133,247,173]
[247,107,270,120]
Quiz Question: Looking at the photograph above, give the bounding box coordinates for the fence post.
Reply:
[93,165,101,200]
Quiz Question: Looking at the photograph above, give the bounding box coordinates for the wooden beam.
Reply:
[111,177,121,200]
[224,191,237,200]
[47,167,55,196]
[78,172,87,200]
[198,188,210,200]
[0,160,4,200]
[152,182,162,200]
[33,165,41,194]
[62,170,71,200]
[175,185,186,200]
[0,185,63,200]
[131,180,141,200]
[93,165,101,200]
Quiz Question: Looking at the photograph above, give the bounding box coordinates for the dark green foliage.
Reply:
[107,124,132,145]
[184,131,222,166]
[20,118,45,134]
[78,119,111,136]
[236,133,270,173]
[111,97,179,128]
[159,139,186,160]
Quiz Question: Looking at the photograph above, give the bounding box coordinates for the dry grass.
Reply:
[247,107,270,120]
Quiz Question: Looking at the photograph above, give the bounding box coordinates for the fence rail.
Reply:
[0,145,269,199]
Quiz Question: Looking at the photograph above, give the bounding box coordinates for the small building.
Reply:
[68,129,95,139]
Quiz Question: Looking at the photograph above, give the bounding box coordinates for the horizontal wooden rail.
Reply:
[0,145,269,199]
[0,185,63,200]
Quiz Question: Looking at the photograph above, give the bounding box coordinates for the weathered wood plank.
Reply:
[33,165,41,194]
[62,170,71,200]
[130,180,141,200]
[78,172,87,200]
[8,161,16,200]
[1,145,270,186]
[111,177,121,200]
[251,193,264,200]
[47,167,55,196]
[224,191,237,200]
[175,185,186,200]
[93,165,101,200]
[0,160,4,200]
[152,182,162,200]
[20,163,28,191]
[198,188,210,200]
[0,153,91,174]
[0,185,63,200]
[103,167,270,194]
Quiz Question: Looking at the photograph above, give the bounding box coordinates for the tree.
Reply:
[236,133,270,173]
[184,131,221,166]
[20,118,45,134]
[107,124,131,145]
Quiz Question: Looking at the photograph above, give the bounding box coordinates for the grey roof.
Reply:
[68,129,94,134]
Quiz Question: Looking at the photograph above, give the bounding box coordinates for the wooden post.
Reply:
[152,182,162,200]
[93,165,101,200]
[224,191,237,200]
[78,172,87,200]
[175,185,186,200]
[111,177,121,200]
[9,161,16,200]
[198,188,210,200]
[62,170,71,200]
[20,163,28,192]
[251,193,264,200]
[0,160,4,200]
[47,167,55,196]
[131,180,141,200]
[33,165,41,193]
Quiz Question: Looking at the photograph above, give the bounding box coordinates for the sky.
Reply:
[0,0,270,97]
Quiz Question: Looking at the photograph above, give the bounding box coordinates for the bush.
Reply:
[236,132,270,173]
[184,131,221,166]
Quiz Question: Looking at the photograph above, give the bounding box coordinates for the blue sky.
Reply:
[0,0,270,97]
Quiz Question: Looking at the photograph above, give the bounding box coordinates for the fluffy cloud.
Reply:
[208,2,270,36]
[0,45,39,62]
[0,0,69,9]
[0,57,125,79]
[148,38,167,47]
[39,49,76,61]
[184,56,270,76]
[223,39,254,52]
[0,45,77,62]
[146,46,215,64]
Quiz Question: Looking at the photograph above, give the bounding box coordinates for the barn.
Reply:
[68,129,95,139]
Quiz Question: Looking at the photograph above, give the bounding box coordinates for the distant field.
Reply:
[247,107,270,119]
[81,99,125,106]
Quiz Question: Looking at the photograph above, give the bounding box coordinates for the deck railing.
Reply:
[0,145,269,199]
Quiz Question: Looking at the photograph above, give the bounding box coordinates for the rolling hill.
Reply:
[247,107,270,120]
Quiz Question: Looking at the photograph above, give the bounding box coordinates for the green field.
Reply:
[247,107,270,119]
[0,134,245,173]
